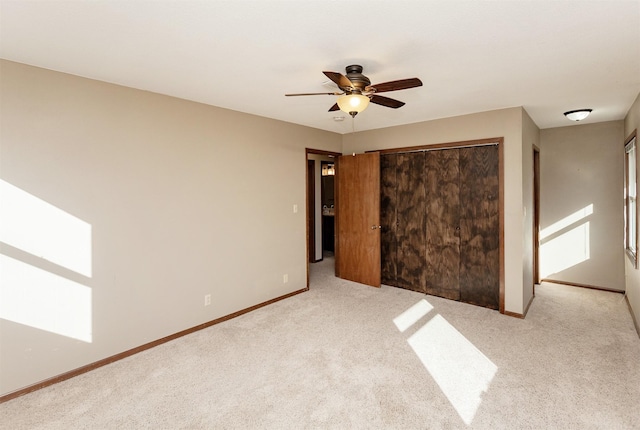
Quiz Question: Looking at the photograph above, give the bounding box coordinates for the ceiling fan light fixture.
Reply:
[286,65,422,117]
[564,109,592,121]
[337,94,370,115]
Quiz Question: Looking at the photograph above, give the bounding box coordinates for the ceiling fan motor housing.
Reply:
[344,65,370,93]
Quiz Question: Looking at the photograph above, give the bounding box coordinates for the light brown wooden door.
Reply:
[336,152,381,287]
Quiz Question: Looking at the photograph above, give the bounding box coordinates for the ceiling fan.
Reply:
[285,64,423,117]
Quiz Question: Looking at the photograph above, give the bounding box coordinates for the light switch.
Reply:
[293,204,298,213]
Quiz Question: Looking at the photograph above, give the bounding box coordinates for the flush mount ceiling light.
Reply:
[564,109,592,121]
[337,94,370,117]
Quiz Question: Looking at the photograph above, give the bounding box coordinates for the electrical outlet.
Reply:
[283,274,288,284]
[204,294,211,306]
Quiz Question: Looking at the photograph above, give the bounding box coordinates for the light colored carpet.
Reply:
[2,257,639,429]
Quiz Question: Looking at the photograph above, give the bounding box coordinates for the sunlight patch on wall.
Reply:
[539,204,592,278]
[407,314,497,425]
[0,254,92,342]
[0,179,92,277]
[540,204,593,240]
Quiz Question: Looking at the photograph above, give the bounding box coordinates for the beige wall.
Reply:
[5,56,630,397]
[0,60,341,395]
[539,121,625,290]
[521,110,540,309]
[342,107,527,314]
[624,92,640,328]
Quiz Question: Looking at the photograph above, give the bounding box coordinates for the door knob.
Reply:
[371,225,381,230]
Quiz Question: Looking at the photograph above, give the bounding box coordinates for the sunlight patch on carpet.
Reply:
[393,299,433,332]
[395,299,497,425]
[407,314,497,425]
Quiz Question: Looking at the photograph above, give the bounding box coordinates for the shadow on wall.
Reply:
[0,179,93,343]
[539,204,593,279]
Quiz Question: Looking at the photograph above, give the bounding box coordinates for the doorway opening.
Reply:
[306,148,341,288]
[533,145,541,293]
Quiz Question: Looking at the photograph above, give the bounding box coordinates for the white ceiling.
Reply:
[1,1,639,134]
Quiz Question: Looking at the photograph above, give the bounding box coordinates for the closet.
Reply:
[380,144,500,310]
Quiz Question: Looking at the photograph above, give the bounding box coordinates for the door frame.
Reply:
[305,148,342,288]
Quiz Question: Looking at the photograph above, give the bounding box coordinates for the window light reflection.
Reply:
[0,254,92,342]
[0,179,92,277]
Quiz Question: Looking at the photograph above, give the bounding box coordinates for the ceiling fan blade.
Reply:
[328,103,340,112]
[370,94,406,109]
[366,78,423,93]
[323,71,354,89]
[285,92,343,96]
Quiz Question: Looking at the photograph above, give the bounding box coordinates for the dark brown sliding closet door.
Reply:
[380,154,398,285]
[395,152,427,293]
[459,145,500,309]
[380,144,500,309]
[425,149,460,300]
